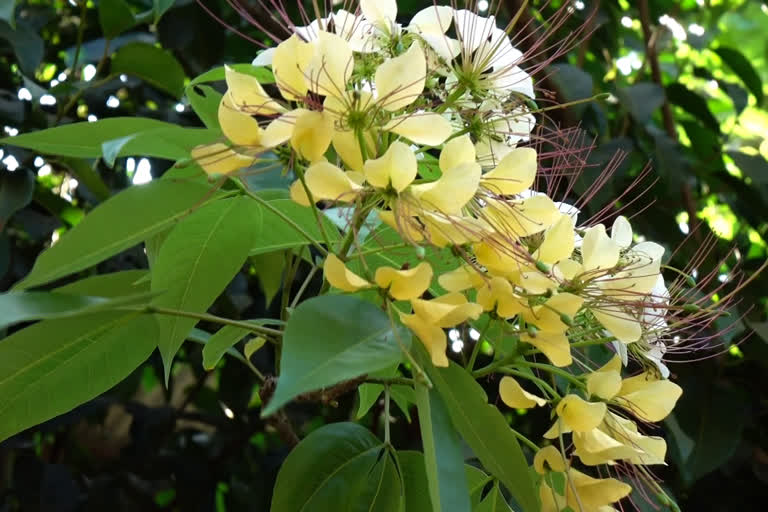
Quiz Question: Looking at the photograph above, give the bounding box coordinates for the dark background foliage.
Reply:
[1,0,767,510]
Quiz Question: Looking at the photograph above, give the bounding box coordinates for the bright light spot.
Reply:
[34,156,45,167]
[57,72,67,82]
[87,114,98,122]
[621,16,633,28]
[688,23,705,36]
[678,222,689,234]
[451,340,464,353]
[691,269,699,279]
[718,273,728,283]
[706,80,719,92]
[574,0,585,9]
[762,3,768,14]
[17,88,32,101]
[221,403,235,419]
[119,74,128,82]
[734,248,741,260]
[38,164,52,177]
[133,158,153,184]
[106,95,120,108]
[616,51,642,75]
[50,79,59,87]
[469,328,481,341]
[477,0,489,12]
[3,126,18,136]
[174,103,185,113]
[729,345,744,358]
[126,157,136,173]
[448,328,461,341]
[51,230,60,245]
[2,155,19,171]
[40,94,57,106]
[82,64,97,82]
[675,212,689,234]
[673,335,681,344]
[659,14,687,41]
[0,149,3,159]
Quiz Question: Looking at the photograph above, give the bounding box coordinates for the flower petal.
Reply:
[324,254,372,292]
[499,376,546,409]
[555,394,607,432]
[411,293,482,327]
[364,141,417,192]
[360,0,397,29]
[592,306,642,343]
[438,265,485,292]
[410,162,481,214]
[191,143,254,175]
[611,215,633,248]
[481,147,537,195]
[582,225,620,271]
[617,373,682,422]
[273,34,313,101]
[533,445,566,474]
[224,65,285,116]
[383,112,453,145]
[521,331,572,367]
[399,312,448,367]
[439,134,476,173]
[218,95,264,147]
[375,43,426,111]
[536,213,576,264]
[305,31,354,96]
[291,109,333,162]
[374,262,433,300]
[304,161,362,202]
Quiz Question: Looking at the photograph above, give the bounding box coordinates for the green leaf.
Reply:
[55,270,149,296]
[59,158,111,201]
[101,125,219,166]
[426,361,538,512]
[0,168,34,225]
[187,84,223,130]
[616,82,665,124]
[244,336,266,359]
[153,0,176,23]
[263,295,408,416]
[15,180,214,290]
[0,20,43,74]
[111,42,186,98]
[0,1,18,28]
[666,83,721,133]
[356,366,412,421]
[190,63,275,87]
[0,312,158,442]
[151,196,258,377]
[250,251,285,307]
[714,46,764,105]
[0,117,178,157]
[271,422,402,512]
[475,483,514,512]
[415,383,472,512]
[250,199,340,255]
[98,0,136,39]
[0,290,155,330]
[202,325,250,370]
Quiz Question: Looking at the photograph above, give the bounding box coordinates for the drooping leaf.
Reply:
[271,422,402,512]
[426,360,539,512]
[111,42,186,98]
[0,290,155,330]
[666,83,721,133]
[0,312,158,442]
[714,46,764,105]
[250,251,285,307]
[263,295,408,416]
[98,0,136,39]
[101,125,219,166]
[202,325,250,370]
[415,383,472,512]
[151,196,258,377]
[0,117,179,157]
[15,180,215,290]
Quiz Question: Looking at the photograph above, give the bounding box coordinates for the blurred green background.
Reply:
[1,0,767,510]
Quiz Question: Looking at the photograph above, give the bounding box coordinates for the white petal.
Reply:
[252,48,276,67]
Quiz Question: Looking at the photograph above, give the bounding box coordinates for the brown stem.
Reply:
[639,0,676,140]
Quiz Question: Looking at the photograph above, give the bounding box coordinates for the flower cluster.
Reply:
[191,1,722,509]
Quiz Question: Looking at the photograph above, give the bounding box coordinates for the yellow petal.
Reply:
[364,141,417,192]
[499,376,546,409]
[375,262,433,300]
[515,268,557,295]
[409,5,453,34]
[617,373,682,422]
[540,481,566,512]
[567,470,632,510]
[324,254,372,292]
[383,112,453,145]
[375,43,426,111]
[473,239,528,277]
[304,161,362,202]
[573,428,640,466]
[411,293,483,328]
[331,128,375,172]
[291,109,333,162]
[587,358,622,400]
[410,162,481,214]
[378,209,425,242]
[360,0,397,29]
[305,31,354,96]
[289,179,311,206]
[399,312,448,367]
[543,418,572,439]
[438,265,486,292]
[476,276,525,318]
[191,143,254,175]
[419,211,489,247]
[533,445,566,474]
[523,292,584,332]
[554,259,584,280]
[484,195,560,238]
[260,112,295,147]
[273,34,312,101]
[582,224,620,271]
[521,331,572,367]
[224,65,285,115]
[481,147,537,195]
[536,214,576,264]
[602,414,667,465]
[439,134,476,173]
[592,306,642,343]
[218,95,264,147]
[555,394,607,432]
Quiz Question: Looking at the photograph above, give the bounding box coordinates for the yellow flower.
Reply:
[571,411,667,466]
[375,42,426,111]
[190,143,255,176]
[382,111,453,146]
[363,141,418,193]
[499,376,546,409]
[303,161,363,203]
[554,394,607,433]
[480,147,537,196]
[476,276,526,319]
[323,254,372,292]
[521,293,584,367]
[438,265,486,292]
[483,195,561,239]
[535,213,576,265]
[374,262,433,301]
[290,109,334,162]
[586,355,623,400]
[399,311,449,367]
[614,371,682,422]
[540,468,632,512]
[533,445,566,474]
